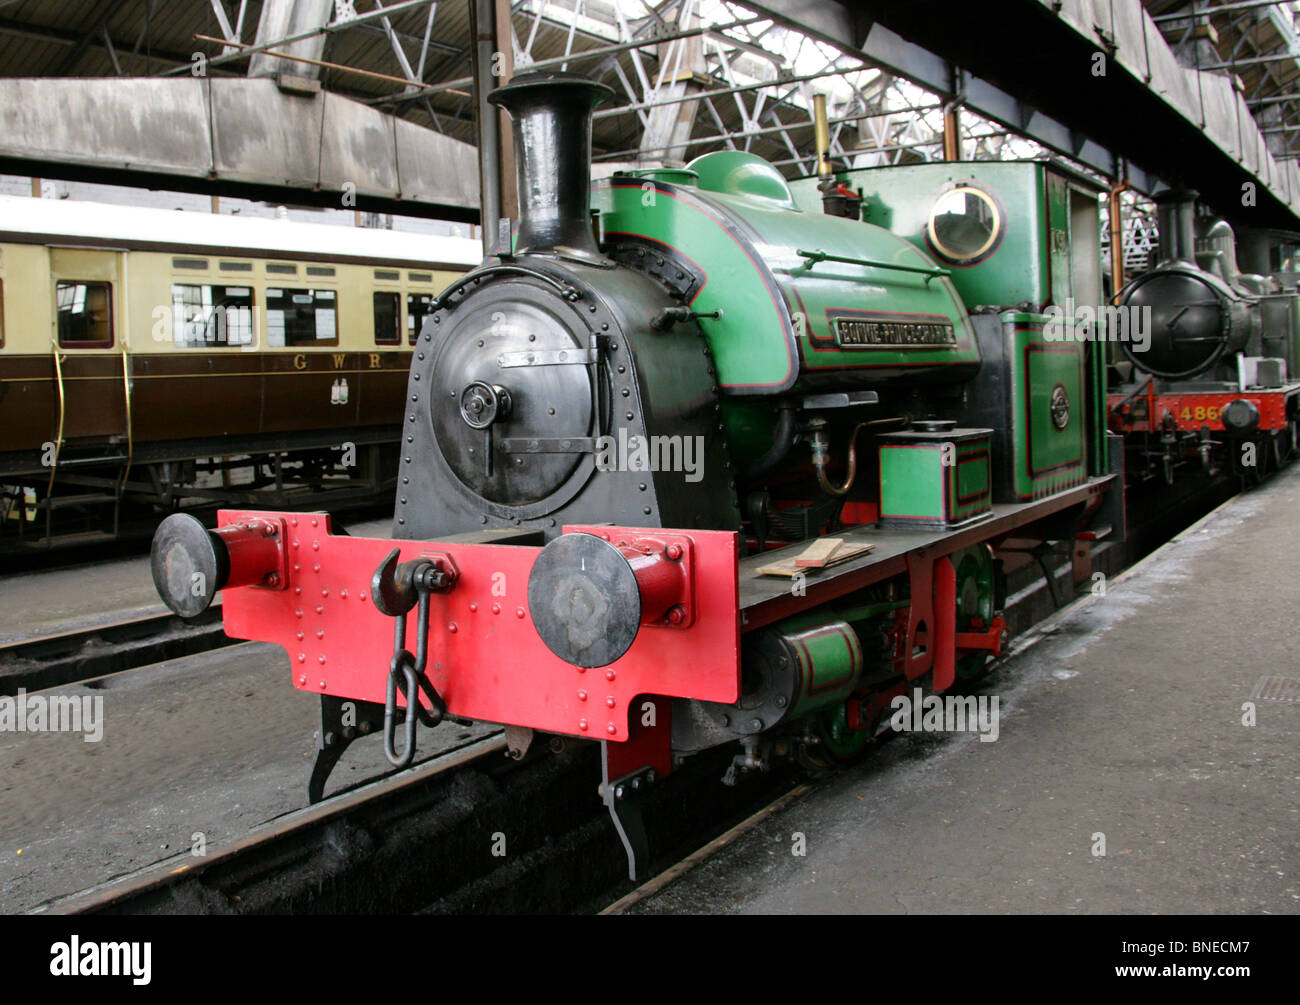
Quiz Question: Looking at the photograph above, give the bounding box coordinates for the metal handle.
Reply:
[433,263,583,312]
[796,248,949,284]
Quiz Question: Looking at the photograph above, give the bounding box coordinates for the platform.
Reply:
[0,516,393,645]
[618,465,1300,914]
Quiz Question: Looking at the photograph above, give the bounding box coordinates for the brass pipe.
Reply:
[942,101,961,161]
[812,417,908,497]
[813,93,832,178]
[1108,176,1131,300]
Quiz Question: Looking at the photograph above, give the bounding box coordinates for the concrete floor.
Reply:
[626,467,1300,915]
[0,517,392,643]
[0,641,496,913]
[0,514,508,913]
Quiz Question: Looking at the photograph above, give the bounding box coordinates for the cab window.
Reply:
[373,291,400,346]
[56,280,114,347]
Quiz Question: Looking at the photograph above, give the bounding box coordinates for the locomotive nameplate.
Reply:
[832,314,957,349]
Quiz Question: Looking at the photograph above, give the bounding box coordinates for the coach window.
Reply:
[171,285,255,347]
[373,291,401,346]
[407,293,437,345]
[56,280,114,348]
[265,288,338,347]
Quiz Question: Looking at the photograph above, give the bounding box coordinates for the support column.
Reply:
[248,0,334,80]
[471,0,506,255]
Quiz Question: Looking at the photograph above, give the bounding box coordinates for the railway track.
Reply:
[0,604,234,696]
[42,730,801,915]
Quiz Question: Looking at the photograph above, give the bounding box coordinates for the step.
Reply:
[20,530,120,550]
[54,454,128,469]
[38,493,118,511]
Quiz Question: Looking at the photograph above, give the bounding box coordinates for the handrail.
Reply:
[796,248,950,284]
[46,340,66,542]
[119,343,134,498]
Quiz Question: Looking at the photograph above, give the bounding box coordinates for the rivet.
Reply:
[318,655,326,665]
[292,539,300,550]
[605,670,616,681]
[295,609,303,619]
[605,696,616,708]
[316,629,325,639]
[311,518,318,527]
[312,541,319,551]
[448,622,458,633]
[291,518,299,527]
[321,588,329,597]
[297,653,306,662]
[315,605,324,614]
[578,690,588,702]
[578,719,589,731]
[491,603,500,615]
[516,607,525,618]
[294,584,302,594]
[606,724,617,735]
[469,602,478,612]
[340,589,348,599]
[296,631,304,640]
[298,675,306,684]
[313,563,320,573]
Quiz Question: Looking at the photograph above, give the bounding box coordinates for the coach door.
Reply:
[48,247,128,447]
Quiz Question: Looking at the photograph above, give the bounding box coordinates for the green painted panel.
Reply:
[879,444,945,520]
[777,611,863,718]
[952,447,991,519]
[795,161,1063,312]
[593,177,797,392]
[595,151,980,393]
[1046,171,1071,308]
[1005,315,1087,498]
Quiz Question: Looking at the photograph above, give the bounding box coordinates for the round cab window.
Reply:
[926,186,1002,264]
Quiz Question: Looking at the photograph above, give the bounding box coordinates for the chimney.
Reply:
[1155,187,1198,264]
[488,71,614,266]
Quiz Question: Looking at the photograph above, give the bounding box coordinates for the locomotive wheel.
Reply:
[797,702,874,772]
